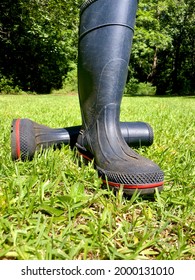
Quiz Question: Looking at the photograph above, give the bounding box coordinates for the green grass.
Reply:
[0,94,194,260]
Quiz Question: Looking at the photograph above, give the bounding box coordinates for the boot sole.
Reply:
[11,119,21,160]
[11,118,36,161]
[77,149,164,195]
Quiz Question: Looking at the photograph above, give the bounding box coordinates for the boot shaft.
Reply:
[78,0,138,124]
[80,0,138,37]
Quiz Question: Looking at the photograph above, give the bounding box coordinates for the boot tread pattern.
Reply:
[97,166,164,186]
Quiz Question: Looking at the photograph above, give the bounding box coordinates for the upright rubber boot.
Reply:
[76,0,164,194]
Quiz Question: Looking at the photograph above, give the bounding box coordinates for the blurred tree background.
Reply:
[0,0,194,95]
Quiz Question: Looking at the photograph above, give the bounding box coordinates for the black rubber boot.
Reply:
[11,118,153,161]
[76,0,164,194]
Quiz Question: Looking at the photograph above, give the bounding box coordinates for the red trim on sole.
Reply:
[15,119,21,159]
[103,179,163,190]
[78,151,94,162]
[78,151,163,190]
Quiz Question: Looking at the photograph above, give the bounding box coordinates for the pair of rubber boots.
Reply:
[12,0,164,195]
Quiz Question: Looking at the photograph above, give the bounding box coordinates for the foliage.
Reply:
[0,0,194,95]
[130,0,195,95]
[63,62,78,94]
[0,0,82,93]
[125,77,139,96]
[125,78,156,96]
[0,75,23,95]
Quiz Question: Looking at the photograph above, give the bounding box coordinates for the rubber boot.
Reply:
[76,0,164,194]
[11,118,153,161]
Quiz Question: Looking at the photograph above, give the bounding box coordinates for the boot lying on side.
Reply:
[11,118,154,161]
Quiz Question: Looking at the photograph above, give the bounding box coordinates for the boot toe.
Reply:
[96,158,164,194]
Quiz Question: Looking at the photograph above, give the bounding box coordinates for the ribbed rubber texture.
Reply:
[97,167,164,186]
[11,119,36,161]
[77,147,164,194]
[11,118,71,161]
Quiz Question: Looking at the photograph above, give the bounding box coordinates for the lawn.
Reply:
[0,94,194,260]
